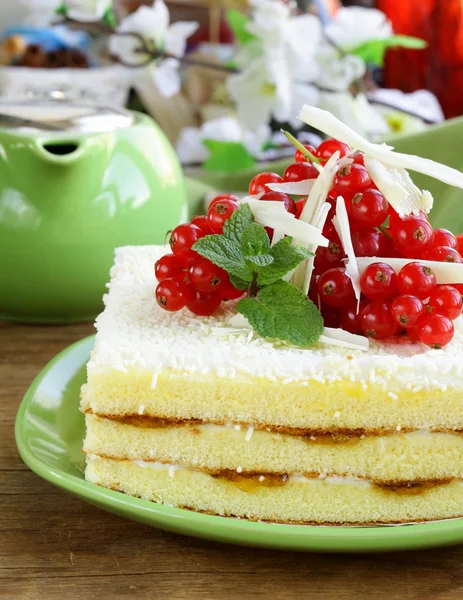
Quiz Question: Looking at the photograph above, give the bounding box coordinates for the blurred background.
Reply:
[2,0,463,322]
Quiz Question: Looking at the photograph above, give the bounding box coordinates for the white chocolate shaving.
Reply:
[319,327,369,351]
[266,179,316,195]
[332,196,361,304]
[298,105,463,189]
[364,158,434,216]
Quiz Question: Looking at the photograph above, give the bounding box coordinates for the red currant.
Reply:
[349,189,388,228]
[456,234,463,256]
[418,314,454,348]
[207,198,238,234]
[320,304,342,328]
[249,172,283,195]
[314,241,345,272]
[360,262,397,300]
[377,234,401,258]
[340,298,368,334]
[432,228,458,250]
[155,278,189,312]
[397,262,437,299]
[351,152,365,165]
[188,256,226,293]
[391,295,425,328]
[260,191,297,215]
[360,301,400,339]
[423,246,462,263]
[317,267,354,307]
[169,223,203,261]
[428,285,463,320]
[154,253,188,282]
[190,214,209,234]
[315,139,350,160]
[333,164,371,196]
[294,144,316,162]
[283,161,319,182]
[391,215,434,258]
[220,274,246,301]
[186,289,222,317]
[323,220,341,246]
[452,283,463,298]
[352,228,382,257]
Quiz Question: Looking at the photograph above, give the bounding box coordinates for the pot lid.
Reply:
[0,97,134,133]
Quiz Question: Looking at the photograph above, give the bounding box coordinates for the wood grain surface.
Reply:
[2,320,463,599]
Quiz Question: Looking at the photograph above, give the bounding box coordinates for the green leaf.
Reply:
[226,9,257,46]
[257,237,312,286]
[246,254,274,267]
[55,1,66,15]
[350,35,427,67]
[222,203,254,246]
[102,7,117,28]
[193,235,253,282]
[203,140,256,173]
[236,281,323,347]
[229,273,250,290]
[241,222,270,257]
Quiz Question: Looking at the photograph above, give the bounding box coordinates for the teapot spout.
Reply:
[32,137,91,165]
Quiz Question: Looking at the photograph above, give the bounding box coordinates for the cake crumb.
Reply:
[387,392,398,400]
[259,475,265,482]
[236,466,243,473]
[138,404,145,415]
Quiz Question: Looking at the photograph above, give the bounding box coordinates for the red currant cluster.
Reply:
[155,194,246,316]
[155,136,463,346]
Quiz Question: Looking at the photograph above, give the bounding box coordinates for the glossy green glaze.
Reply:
[15,335,463,552]
[0,112,187,322]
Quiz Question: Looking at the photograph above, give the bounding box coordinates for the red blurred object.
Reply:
[378,0,463,118]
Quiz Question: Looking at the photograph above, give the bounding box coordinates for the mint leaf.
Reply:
[226,9,257,46]
[241,222,270,257]
[222,203,254,245]
[236,281,323,347]
[229,273,249,290]
[246,254,274,267]
[193,235,252,282]
[257,237,312,286]
[203,140,255,173]
[350,35,426,67]
[103,7,117,28]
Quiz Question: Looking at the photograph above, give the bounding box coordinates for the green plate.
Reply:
[15,336,463,552]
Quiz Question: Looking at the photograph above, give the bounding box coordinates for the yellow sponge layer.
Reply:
[84,414,463,484]
[85,456,463,524]
[81,370,463,432]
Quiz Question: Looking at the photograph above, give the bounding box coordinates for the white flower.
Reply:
[367,88,444,124]
[64,0,112,22]
[226,1,321,129]
[325,7,393,51]
[175,116,270,164]
[227,53,319,130]
[315,44,366,92]
[109,0,198,97]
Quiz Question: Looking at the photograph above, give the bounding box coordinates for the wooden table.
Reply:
[3,321,463,599]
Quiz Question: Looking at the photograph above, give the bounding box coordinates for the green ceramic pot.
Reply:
[0,99,187,323]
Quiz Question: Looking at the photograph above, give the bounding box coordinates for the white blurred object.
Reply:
[325,7,393,51]
[64,0,112,22]
[0,65,131,106]
[315,45,366,92]
[227,0,321,129]
[109,0,198,98]
[367,89,445,124]
[176,116,271,164]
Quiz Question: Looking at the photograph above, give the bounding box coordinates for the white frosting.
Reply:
[88,245,463,392]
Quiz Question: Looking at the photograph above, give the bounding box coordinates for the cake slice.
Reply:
[82,106,463,525]
[82,245,463,524]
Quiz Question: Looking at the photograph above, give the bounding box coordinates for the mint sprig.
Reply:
[236,281,323,347]
[192,204,322,347]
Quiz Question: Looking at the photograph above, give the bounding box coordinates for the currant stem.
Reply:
[249,273,258,298]
[281,130,322,164]
[377,225,393,240]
